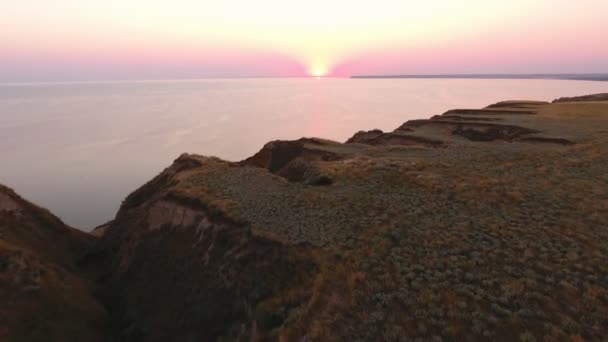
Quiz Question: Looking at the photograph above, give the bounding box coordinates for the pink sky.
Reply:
[1,1,607,81]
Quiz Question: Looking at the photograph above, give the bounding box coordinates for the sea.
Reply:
[1,78,606,229]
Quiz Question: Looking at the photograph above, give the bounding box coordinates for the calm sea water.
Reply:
[1,78,606,229]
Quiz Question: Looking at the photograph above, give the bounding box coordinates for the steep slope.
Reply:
[97,156,318,341]
[97,98,608,341]
[0,185,107,341]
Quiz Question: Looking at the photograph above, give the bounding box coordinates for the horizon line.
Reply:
[0,75,343,86]
[2,73,608,85]
[350,73,608,81]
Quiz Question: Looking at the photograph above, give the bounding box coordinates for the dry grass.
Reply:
[153,101,608,340]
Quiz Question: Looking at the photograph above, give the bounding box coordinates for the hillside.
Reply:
[2,94,608,341]
[0,185,107,341]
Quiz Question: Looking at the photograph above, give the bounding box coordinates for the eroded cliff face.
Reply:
[98,155,318,341]
[0,185,107,341]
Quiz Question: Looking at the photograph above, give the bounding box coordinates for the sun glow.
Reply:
[310,64,327,77]
[2,1,608,81]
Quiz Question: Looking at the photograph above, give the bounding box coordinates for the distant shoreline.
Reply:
[351,74,608,81]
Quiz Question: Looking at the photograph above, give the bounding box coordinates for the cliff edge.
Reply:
[2,96,608,341]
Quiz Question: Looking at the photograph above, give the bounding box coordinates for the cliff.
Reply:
[2,95,608,341]
[0,185,107,341]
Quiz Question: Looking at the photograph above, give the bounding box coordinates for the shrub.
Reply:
[305,175,333,186]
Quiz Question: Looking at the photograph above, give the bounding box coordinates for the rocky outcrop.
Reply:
[241,138,339,184]
[553,93,608,103]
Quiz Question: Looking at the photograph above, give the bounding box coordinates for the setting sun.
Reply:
[310,64,327,77]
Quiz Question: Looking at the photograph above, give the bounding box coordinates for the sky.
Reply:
[1,0,608,81]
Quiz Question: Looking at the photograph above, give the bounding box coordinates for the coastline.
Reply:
[351,73,608,81]
[1,93,607,341]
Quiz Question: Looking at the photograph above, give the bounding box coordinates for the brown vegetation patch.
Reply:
[518,136,575,145]
[347,129,443,147]
[346,129,385,143]
[444,108,537,115]
[435,114,502,121]
[485,100,548,108]
[452,123,539,142]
